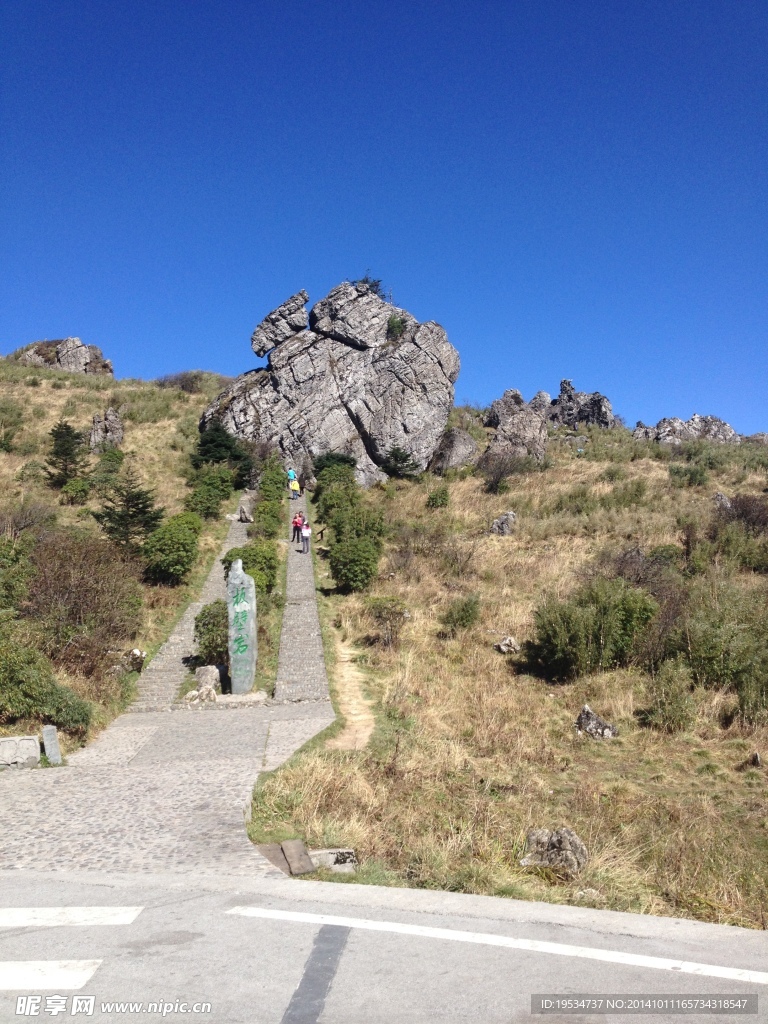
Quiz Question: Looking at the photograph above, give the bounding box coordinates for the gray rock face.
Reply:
[251,290,309,357]
[17,337,113,376]
[203,283,460,486]
[529,391,552,414]
[490,511,517,536]
[546,379,615,429]
[633,414,740,446]
[89,407,124,451]
[747,433,768,446]
[575,704,617,739]
[519,826,588,879]
[484,390,547,462]
[429,428,479,474]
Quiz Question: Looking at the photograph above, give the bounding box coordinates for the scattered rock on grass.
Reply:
[490,511,517,536]
[575,704,617,739]
[519,827,589,879]
[495,636,521,654]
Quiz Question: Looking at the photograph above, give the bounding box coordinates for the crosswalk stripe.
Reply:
[0,961,101,990]
[0,907,143,928]
[228,906,768,987]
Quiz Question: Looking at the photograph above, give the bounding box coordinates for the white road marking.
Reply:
[0,906,143,928]
[0,960,101,990]
[228,907,768,986]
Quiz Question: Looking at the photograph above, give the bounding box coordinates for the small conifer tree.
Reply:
[46,420,88,487]
[92,469,164,551]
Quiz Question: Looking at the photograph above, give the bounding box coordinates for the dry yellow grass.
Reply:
[252,445,768,927]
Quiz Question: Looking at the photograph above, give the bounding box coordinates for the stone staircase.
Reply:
[127,516,249,713]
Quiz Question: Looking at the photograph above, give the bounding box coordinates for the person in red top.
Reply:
[291,512,303,544]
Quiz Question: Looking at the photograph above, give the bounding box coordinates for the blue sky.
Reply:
[1,0,766,432]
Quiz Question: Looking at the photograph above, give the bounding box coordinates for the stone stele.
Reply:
[227,559,257,695]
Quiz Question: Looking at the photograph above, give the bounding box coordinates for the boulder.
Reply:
[519,826,588,879]
[494,635,520,654]
[490,511,517,536]
[429,428,479,474]
[634,414,740,446]
[202,283,460,486]
[18,338,113,376]
[546,380,615,429]
[574,704,617,739]
[483,390,547,462]
[89,407,124,451]
[194,665,222,691]
[747,433,768,446]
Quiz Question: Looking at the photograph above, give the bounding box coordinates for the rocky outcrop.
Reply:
[429,428,479,474]
[633,414,740,446]
[483,390,547,462]
[202,282,460,486]
[17,338,113,376]
[490,511,517,536]
[545,379,615,429]
[89,408,123,451]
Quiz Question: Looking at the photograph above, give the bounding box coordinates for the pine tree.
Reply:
[92,469,165,550]
[46,420,88,487]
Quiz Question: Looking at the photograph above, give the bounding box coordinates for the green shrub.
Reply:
[16,460,47,484]
[60,478,91,505]
[329,537,380,591]
[441,594,480,635]
[551,484,600,516]
[171,511,203,535]
[603,479,647,509]
[643,661,696,733]
[313,453,357,477]
[381,446,420,479]
[366,596,408,647]
[191,422,252,487]
[0,632,91,734]
[184,466,233,519]
[330,505,385,547]
[0,396,24,451]
[90,448,125,494]
[599,465,627,483]
[426,485,449,509]
[526,578,658,681]
[194,599,228,666]
[222,540,279,594]
[669,464,709,488]
[249,499,284,539]
[387,314,406,340]
[0,536,34,611]
[144,514,200,585]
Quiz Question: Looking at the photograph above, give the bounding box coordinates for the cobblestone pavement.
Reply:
[275,503,330,701]
[0,499,334,875]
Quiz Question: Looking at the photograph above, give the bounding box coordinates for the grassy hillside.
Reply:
[251,418,768,928]
[0,360,244,749]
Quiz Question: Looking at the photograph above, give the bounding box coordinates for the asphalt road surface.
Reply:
[0,869,765,1023]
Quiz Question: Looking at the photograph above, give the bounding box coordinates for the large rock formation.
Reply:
[483,389,548,463]
[428,428,479,474]
[202,283,460,485]
[17,338,113,376]
[539,380,615,429]
[633,414,740,446]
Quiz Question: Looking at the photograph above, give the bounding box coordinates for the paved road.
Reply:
[0,869,765,1023]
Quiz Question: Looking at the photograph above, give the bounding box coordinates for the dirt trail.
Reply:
[326,638,375,750]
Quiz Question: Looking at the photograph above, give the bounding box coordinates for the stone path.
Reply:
[275,504,330,701]
[0,498,334,876]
